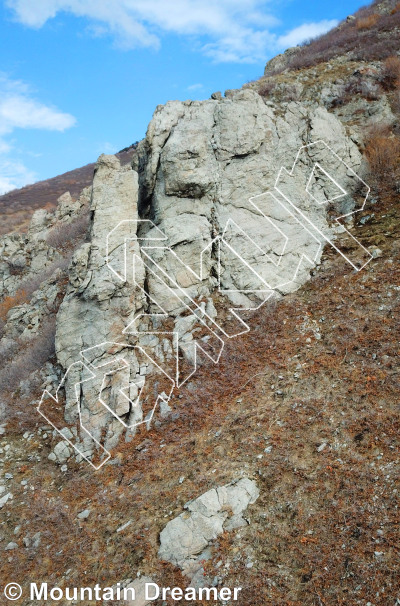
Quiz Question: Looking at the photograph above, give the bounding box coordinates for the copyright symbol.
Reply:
[4,583,22,600]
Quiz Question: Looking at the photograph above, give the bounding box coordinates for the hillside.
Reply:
[0,2,399,605]
[0,146,137,236]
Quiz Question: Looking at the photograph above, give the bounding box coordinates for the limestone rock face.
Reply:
[124,577,154,606]
[137,89,363,305]
[47,89,366,464]
[54,155,146,456]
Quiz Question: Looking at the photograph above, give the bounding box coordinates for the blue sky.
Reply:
[0,0,365,193]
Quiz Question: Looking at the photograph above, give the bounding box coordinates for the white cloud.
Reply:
[204,28,278,63]
[277,19,338,49]
[187,83,203,91]
[6,1,341,62]
[6,0,281,63]
[0,74,76,194]
[97,141,118,154]
[0,140,11,154]
[0,158,36,194]
[0,75,76,136]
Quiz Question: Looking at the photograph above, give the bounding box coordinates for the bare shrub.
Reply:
[364,125,400,192]
[353,35,400,62]
[356,14,379,29]
[393,89,400,115]
[8,259,25,275]
[279,7,399,71]
[0,289,28,322]
[0,338,18,367]
[375,7,400,32]
[0,315,56,396]
[281,84,301,102]
[378,56,400,90]
[286,25,359,70]
[46,211,90,250]
[19,256,71,298]
[331,77,382,107]
[0,256,70,324]
[258,81,276,97]
[353,3,376,19]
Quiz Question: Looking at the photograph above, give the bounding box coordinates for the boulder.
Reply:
[158,478,259,576]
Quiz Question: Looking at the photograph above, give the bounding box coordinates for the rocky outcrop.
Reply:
[256,54,397,145]
[264,46,301,76]
[5,89,368,466]
[0,187,91,300]
[158,478,259,584]
[137,89,363,304]
[0,188,91,405]
[52,155,147,459]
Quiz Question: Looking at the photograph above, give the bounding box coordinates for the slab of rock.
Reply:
[158,478,259,575]
[77,509,91,520]
[48,440,71,464]
[0,492,12,508]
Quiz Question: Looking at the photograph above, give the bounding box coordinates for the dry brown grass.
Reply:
[0,315,56,397]
[0,289,28,322]
[46,211,90,250]
[379,55,400,90]
[356,14,379,29]
[364,125,400,192]
[2,204,400,604]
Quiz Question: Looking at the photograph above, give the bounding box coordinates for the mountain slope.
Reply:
[0,3,399,605]
[0,146,137,236]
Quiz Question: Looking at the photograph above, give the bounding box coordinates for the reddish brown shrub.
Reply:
[258,81,276,97]
[356,14,379,29]
[364,125,400,192]
[0,289,28,322]
[378,55,400,90]
[0,315,56,396]
[46,211,90,250]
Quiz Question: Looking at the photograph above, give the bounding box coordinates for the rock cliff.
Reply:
[43,88,369,464]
